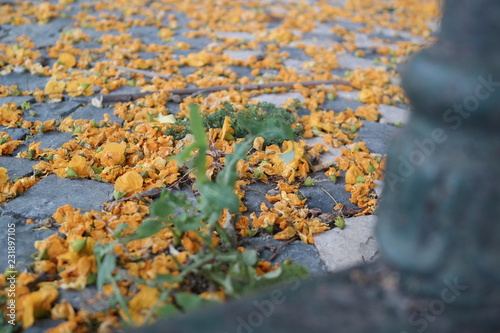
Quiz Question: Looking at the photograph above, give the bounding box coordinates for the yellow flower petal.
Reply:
[115,170,144,194]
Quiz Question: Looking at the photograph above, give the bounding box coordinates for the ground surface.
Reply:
[0,0,439,331]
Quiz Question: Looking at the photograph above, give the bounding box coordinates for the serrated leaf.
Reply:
[334,216,345,229]
[302,176,315,186]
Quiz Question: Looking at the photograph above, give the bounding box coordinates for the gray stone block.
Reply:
[14,130,74,155]
[70,105,123,125]
[241,182,274,216]
[338,54,379,70]
[228,66,254,78]
[281,47,310,60]
[240,236,326,276]
[0,72,50,92]
[314,215,378,272]
[322,97,364,112]
[299,172,357,211]
[2,19,73,48]
[24,102,80,122]
[0,126,29,141]
[224,50,263,62]
[2,174,114,220]
[0,216,57,272]
[250,92,305,106]
[0,95,36,106]
[354,120,399,155]
[0,156,37,180]
[378,104,410,125]
[217,32,255,41]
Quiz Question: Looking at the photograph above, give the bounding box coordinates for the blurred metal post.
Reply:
[377,0,500,306]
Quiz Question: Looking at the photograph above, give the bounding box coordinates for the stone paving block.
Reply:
[241,182,274,216]
[0,216,58,272]
[338,54,379,70]
[217,32,255,41]
[334,17,365,31]
[299,172,357,212]
[171,35,212,51]
[178,66,198,77]
[0,95,36,106]
[0,72,50,92]
[58,286,108,314]
[250,92,305,106]
[0,156,37,180]
[136,51,158,60]
[322,97,364,112]
[23,102,80,122]
[228,65,254,78]
[281,46,310,60]
[372,26,428,44]
[128,25,165,45]
[166,101,181,115]
[378,104,410,125]
[354,120,399,155]
[0,126,29,141]
[2,174,114,220]
[224,50,263,62]
[336,90,360,100]
[2,19,73,48]
[14,130,74,155]
[240,236,326,276]
[70,105,124,125]
[283,59,309,74]
[314,215,379,272]
[353,33,379,49]
[73,41,103,51]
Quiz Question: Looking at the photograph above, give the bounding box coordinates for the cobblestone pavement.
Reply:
[0,0,438,331]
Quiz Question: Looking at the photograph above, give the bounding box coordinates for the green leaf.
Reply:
[154,274,183,284]
[302,176,315,186]
[156,303,180,318]
[150,195,175,218]
[121,218,166,242]
[356,176,366,183]
[71,238,87,253]
[329,174,337,183]
[97,252,116,289]
[368,163,376,173]
[174,292,206,311]
[66,167,78,178]
[260,266,282,279]
[327,92,336,100]
[21,101,31,111]
[91,166,102,174]
[113,190,126,200]
[334,216,345,229]
[241,250,258,266]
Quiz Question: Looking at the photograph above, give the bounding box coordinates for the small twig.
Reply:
[318,185,341,207]
[110,65,173,80]
[70,78,351,104]
[269,237,298,261]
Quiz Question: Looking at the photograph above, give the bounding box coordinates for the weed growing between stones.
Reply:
[94,104,308,327]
